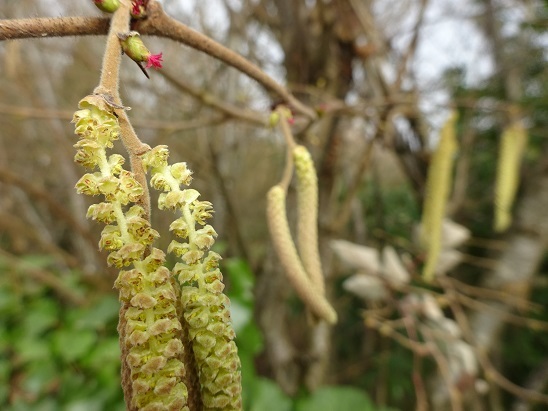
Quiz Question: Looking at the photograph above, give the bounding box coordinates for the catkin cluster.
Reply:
[141,146,242,410]
[265,114,337,325]
[73,95,189,410]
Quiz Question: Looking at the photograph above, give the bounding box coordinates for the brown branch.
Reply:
[0,167,96,248]
[135,1,317,120]
[0,16,110,40]
[421,327,464,411]
[401,312,429,411]
[455,291,548,331]
[441,277,548,405]
[391,0,429,92]
[0,214,80,269]
[445,276,541,313]
[90,3,153,226]
[0,6,316,121]
[0,103,228,131]
[206,136,251,263]
[159,70,268,127]
[94,4,129,96]
[364,315,431,355]
[117,110,152,220]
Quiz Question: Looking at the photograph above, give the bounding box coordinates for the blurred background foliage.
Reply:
[0,0,547,410]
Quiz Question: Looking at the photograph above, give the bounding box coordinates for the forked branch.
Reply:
[0,1,316,121]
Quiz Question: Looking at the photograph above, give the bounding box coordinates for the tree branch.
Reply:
[0,16,110,40]
[135,1,316,120]
[159,70,268,127]
[0,4,316,121]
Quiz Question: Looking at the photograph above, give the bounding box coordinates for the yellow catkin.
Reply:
[494,120,528,232]
[293,145,325,294]
[267,185,337,324]
[421,112,458,281]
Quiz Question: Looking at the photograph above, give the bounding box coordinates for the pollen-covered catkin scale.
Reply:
[142,145,243,410]
[266,185,337,324]
[293,145,325,294]
[115,249,189,411]
[72,97,190,410]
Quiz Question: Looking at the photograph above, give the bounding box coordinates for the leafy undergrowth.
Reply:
[0,256,123,411]
[0,255,396,410]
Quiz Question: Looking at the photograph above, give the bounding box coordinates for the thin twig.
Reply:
[401,313,429,411]
[391,0,429,92]
[135,1,317,120]
[0,167,96,248]
[445,276,540,312]
[159,70,268,126]
[90,2,152,223]
[364,315,431,355]
[441,277,548,405]
[421,327,463,411]
[0,103,229,131]
[205,135,251,262]
[0,10,316,119]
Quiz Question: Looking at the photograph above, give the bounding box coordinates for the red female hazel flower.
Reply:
[145,52,163,69]
[118,31,163,77]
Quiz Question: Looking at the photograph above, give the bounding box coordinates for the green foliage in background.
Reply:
[0,256,124,411]
[0,256,398,410]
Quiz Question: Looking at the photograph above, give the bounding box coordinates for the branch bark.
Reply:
[0,16,110,39]
[0,4,316,121]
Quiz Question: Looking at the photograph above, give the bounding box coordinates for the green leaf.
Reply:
[248,378,292,411]
[22,299,59,336]
[224,258,254,306]
[21,360,58,398]
[83,336,120,371]
[0,286,20,314]
[52,329,96,362]
[73,295,119,331]
[10,398,57,411]
[236,321,263,356]
[296,386,376,411]
[65,398,107,411]
[21,254,56,268]
[16,337,51,363]
[230,300,252,333]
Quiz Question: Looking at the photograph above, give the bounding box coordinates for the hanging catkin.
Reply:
[421,111,458,281]
[294,145,325,294]
[267,185,337,324]
[494,120,528,232]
